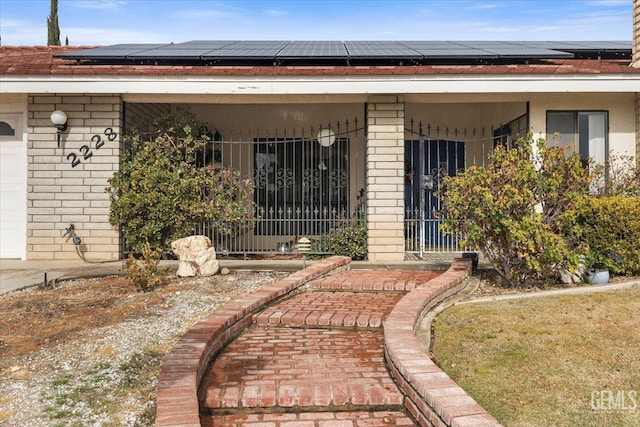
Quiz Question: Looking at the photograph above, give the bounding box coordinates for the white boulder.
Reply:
[171,235,219,277]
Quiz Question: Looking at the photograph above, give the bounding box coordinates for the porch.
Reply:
[124,98,528,261]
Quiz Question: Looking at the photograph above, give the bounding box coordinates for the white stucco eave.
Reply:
[1,73,639,95]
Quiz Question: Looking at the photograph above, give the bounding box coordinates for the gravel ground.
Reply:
[0,271,287,427]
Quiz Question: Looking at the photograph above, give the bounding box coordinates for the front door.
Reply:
[405,138,464,254]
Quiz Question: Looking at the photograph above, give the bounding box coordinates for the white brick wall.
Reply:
[27,94,122,260]
[365,95,405,262]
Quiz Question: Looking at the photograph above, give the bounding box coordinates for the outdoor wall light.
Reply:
[317,128,336,147]
[50,110,68,148]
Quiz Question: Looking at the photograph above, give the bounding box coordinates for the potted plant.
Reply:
[583,252,610,285]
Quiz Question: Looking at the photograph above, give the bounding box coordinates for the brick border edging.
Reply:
[384,259,503,427]
[155,256,351,427]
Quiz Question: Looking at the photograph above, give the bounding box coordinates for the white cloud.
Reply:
[0,17,48,45]
[70,0,128,11]
[0,17,25,28]
[585,0,631,6]
[529,25,565,33]
[468,3,502,10]
[172,9,236,19]
[480,26,520,33]
[263,9,287,17]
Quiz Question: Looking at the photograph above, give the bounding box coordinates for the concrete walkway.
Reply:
[457,279,640,305]
[0,259,125,294]
[0,257,455,295]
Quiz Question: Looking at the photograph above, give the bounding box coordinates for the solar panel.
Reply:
[60,44,169,59]
[129,48,218,58]
[277,41,347,58]
[505,41,630,52]
[201,41,289,58]
[56,40,630,64]
[482,47,573,58]
[345,41,421,57]
[175,40,236,48]
[415,48,492,57]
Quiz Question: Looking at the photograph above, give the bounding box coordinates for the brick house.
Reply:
[1,8,639,262]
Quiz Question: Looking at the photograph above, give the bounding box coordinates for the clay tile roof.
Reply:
[1,45,638,77]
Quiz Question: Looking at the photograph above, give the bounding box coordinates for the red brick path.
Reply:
[200,269,441,426]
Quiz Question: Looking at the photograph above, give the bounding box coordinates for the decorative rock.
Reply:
[220,267,231,275]
[171,235,219,277]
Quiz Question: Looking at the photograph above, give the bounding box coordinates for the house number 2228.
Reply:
[66,128,118,168]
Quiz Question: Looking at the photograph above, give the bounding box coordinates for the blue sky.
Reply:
[0,0,633,46]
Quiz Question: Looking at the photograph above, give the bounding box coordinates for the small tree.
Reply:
[47,0,61,46]
[107,109,254,254]
[441,134,590,286]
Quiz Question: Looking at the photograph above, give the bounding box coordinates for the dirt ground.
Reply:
[0,270,287,426]
[1,276,163,359]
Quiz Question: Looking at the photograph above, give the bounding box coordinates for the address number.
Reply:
[67,128,117,168]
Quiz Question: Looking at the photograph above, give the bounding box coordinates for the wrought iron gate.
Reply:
[404,115,528,257]
[194,120,363,256]
[404,137,466,256]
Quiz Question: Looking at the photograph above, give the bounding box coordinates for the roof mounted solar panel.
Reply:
[277,41,348,58]
[59,44,169,60]
[173,40,236,48]
[345,41,422,58]
[56,39,630,65]
[201,40,290,59]
[129,48,221,59]
[481,47,573,58]
[397,41,571,59]
[506,41,630,53]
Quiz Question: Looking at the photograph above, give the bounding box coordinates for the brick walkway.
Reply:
[199,270,441,426]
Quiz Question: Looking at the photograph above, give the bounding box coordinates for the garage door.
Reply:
[0,113,27,259]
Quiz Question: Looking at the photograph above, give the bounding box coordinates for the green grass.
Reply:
[432,286,640,427]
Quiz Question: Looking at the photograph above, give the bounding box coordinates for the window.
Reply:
[0,121,16,136]
[0,115,21,140]
[546,111,608,165]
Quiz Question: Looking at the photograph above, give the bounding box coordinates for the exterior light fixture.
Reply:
[50,110,68,148]
[297,237,311,269]
[317,128,336,147]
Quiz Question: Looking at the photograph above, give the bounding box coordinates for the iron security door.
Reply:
[405,139,465,254]
[254,137,349,237]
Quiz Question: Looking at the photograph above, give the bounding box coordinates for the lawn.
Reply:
[432,285,640,427]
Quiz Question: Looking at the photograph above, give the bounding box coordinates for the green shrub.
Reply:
[123,243,168,292]
[441,134,590,286]
[312,222,367,260]
[591,154,640,197]
[562,196,640,275]
[107,108,254,253]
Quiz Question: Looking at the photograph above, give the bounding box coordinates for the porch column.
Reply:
[365,96,405,262]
